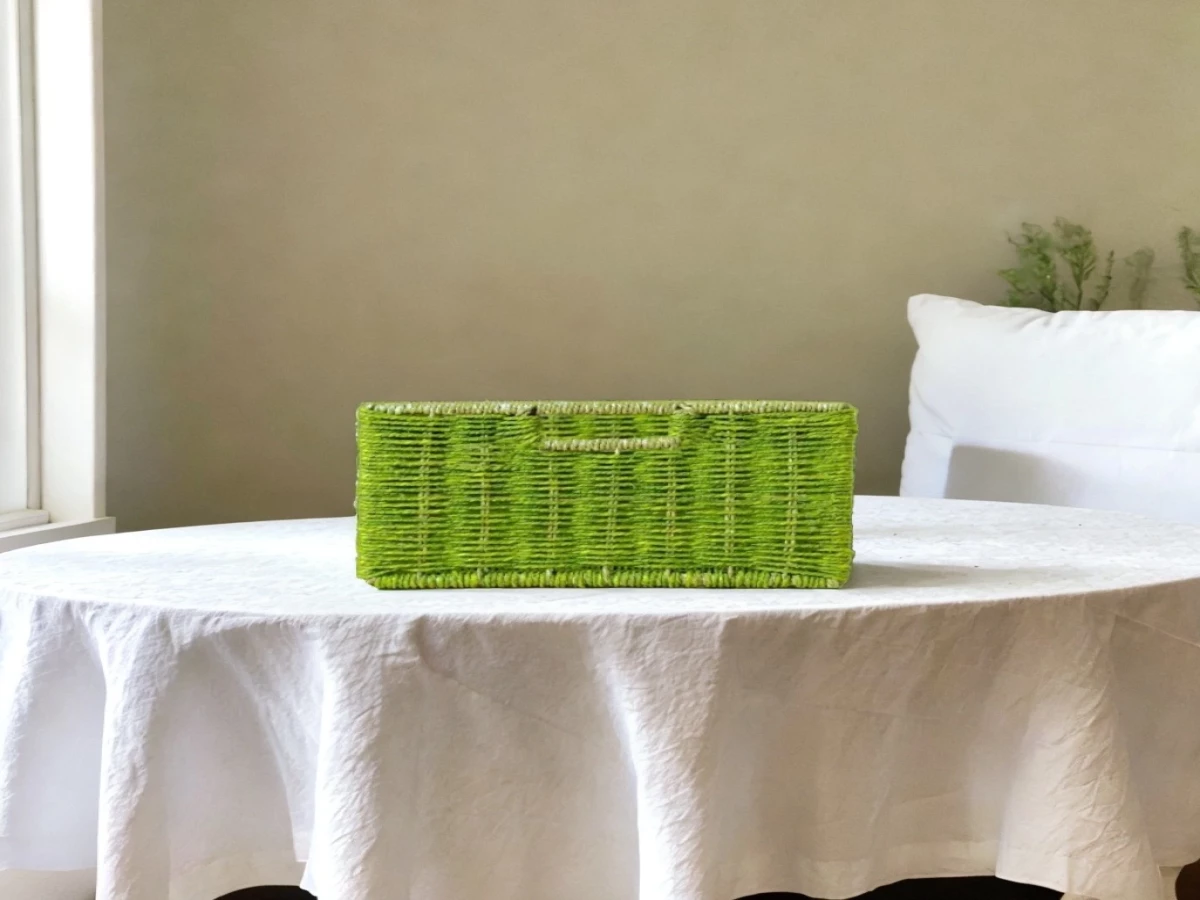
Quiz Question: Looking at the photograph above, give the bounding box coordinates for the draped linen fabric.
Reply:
[1,498,1199,900]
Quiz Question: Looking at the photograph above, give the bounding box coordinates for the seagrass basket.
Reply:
[356,400,857,589]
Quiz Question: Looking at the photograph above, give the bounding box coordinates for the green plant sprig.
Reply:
[1000,223,1063,312]
[1124,247,1155,310]
[1180,226,1200,308]
[999,218,1155,312]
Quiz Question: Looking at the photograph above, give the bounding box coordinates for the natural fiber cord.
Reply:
[356,401,857,589]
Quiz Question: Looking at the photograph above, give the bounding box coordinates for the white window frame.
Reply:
[0,0,112,553]
[0,0,38,526]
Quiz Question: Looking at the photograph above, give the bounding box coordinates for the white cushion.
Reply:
[900,294,1200,524]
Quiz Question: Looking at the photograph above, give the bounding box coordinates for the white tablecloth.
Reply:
[1,497,1199,900]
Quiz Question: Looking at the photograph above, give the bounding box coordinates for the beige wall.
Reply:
[105,0,1200,531]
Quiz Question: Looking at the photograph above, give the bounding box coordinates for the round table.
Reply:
[1,496,1199,900]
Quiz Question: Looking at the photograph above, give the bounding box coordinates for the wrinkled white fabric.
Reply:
[1,497,1199,900]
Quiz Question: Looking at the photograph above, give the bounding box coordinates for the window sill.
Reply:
[0,509,50,530]
[0,517,115,553]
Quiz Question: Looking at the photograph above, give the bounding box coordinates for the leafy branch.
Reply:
[999,218,1153,312]
[1124,247,1155,310]
[1181,226,1200,308]
[1000,223,1063,311]
[1054,219,1098,310]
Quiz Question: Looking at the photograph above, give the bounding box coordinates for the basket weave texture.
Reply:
[356,400,857,589]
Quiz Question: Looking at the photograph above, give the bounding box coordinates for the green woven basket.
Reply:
[356,400,857,589]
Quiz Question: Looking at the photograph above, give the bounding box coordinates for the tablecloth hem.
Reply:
[168,851,305,900]
[725,838,1161,900]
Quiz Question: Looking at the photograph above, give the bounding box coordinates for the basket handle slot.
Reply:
[539,435,681,453]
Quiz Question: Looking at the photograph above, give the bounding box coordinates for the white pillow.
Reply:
[900,294,1200,524]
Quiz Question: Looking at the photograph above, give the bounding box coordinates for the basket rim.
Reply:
[360,400,855,416]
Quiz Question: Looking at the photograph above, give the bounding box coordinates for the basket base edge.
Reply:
[360,567,851,590]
